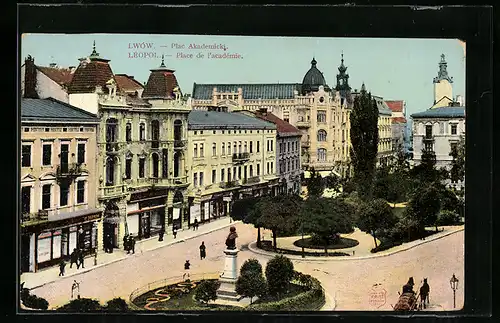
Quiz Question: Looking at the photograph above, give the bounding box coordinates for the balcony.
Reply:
[21,210,49,225]
[105,142,121,154]
[219,180,240,189]
[170,176,189,187]
[232,152,250,163]
[56,163,83,181]
[174,140,187,149]
[99,184,127,199]
[296,121,311,128]
[423,136,435,142]
[242,176,260,185]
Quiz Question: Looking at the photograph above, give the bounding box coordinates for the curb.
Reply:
[247,226,464,262]
[321,290,336,311]
[27,220,241,291]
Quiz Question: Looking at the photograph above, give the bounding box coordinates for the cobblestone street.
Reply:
[26,221,464,311]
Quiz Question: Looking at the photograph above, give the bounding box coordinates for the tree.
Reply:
[449,135,465,183]
[410,149,447,186]
[350,83,379,201]
[105,298,129,311]
[256,195,300,251]
[357,198,398,248]
[325,173,342,194]
[231,197,262,246]
[236,270,267,304]
[265,255,294,297]
[240,258,263,276]
[194,280,220,305]
[306,167,324,197]
[301,197,355,255]
[408,185,442,232]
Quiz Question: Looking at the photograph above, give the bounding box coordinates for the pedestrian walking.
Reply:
[78,249,85,269]
[183,260,191,280]
[58,260,66,276]
[173,227,177,239]
[193,219,198,231]
[70,248,78,269]
[159,231,164,242]
[130,235,136,254]
[199,241,206,260]
[124,234,130,254]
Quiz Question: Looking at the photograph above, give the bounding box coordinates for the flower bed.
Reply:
[259,241,350,257]
[293,237,359,250]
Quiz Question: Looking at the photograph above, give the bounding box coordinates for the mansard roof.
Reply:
[411,106,465,119]
[192,83,301,100]
[188,110,276,130]
[21,97,99,123]
[142,57,180,99]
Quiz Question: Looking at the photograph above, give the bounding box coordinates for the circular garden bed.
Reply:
[293,237,359,250]
[131,279,239,311]
[259,240,351,257]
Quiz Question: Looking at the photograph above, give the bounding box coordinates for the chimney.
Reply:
[49,62,57,68]
[24,55,39,99]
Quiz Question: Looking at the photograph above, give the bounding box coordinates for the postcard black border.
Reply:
[13,3,494,323]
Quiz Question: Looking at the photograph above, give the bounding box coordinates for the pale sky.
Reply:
[20,34,465,117]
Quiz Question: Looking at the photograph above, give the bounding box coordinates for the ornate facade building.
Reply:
[411,54,465,188]
[20,97,100,273]
[61,45,191,249]
[190,56,394,177]
[186,106,279,223]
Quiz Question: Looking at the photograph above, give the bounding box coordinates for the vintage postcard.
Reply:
[19,34,465,312]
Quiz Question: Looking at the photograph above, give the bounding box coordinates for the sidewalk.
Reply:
[249,225,464,262]
[21,217,239,290]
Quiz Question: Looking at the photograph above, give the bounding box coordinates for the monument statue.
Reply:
[225,226,238,250]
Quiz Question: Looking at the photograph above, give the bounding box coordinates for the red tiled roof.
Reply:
[67,60,118,94]
[392,116,407,124]
[385,100,404,112]
[115,74,144,93]
[142,70,179,99]
[37,66,74,87]
[254,111,301,135]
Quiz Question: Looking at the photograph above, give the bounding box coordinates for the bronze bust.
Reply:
[225,226,238,250]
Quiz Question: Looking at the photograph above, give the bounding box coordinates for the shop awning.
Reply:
[127,204,166,215]
[49,207,102,223]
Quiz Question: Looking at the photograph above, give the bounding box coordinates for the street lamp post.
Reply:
[450,273,459,309]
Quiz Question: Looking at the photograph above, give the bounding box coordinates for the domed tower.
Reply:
[301,57,330,95]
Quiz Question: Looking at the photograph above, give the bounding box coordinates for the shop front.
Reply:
[127,189,168,240]
[20,208,101,273]
[199,192,232,223]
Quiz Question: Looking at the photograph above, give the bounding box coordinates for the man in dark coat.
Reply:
[59,260,66,276]
[130,235,136,254]
[78,249,85,269]
[183,260,191,280]
[419,278,430,309]
[193,219,198,231]
[402,277,415,294]
[199,241,206,260]
[70,248,78,269]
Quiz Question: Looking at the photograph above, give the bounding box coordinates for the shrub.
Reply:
[236,270,267,304]
[105,297,129,311]
[20,289,49,310]
[265,255,294,297]
[246,273,325,311]
[437,210,460,226]
[194,280,220,304]
[57,298,103,312]
[240,259,263,276]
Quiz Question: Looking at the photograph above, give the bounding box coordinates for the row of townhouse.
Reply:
[20,45,301,272]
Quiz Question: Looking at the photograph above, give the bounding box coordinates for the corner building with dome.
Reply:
[190,56,393,178]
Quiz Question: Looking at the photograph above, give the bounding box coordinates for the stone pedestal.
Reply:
[216,248,243,302]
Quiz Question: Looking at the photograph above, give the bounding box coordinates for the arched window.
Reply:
[125,123,132,142]
[139,123,146,141]
[173,152,182,177]
[151,153,159,178]
[317,148,327,162]
[174,120,182,141]
[317,111,327,123]
[106,157,115,185]
[221,142,225,155]
[106,118,118,143]
[151,120,160,148]
[317,129,327,142]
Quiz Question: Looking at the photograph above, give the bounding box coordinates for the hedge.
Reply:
[245,271,325,311]
[21,288,49,310]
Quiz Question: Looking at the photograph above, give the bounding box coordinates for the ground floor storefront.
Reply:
[20,208,102,273]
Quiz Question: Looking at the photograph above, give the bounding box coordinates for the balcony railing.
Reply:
[174,140,187,148]
[423,136,435,142]
[99,184,127,199]
[21,210,49,224]
[56,163,83,179]
[296,121,311,128]
[219,180,240,189]
[242,176,260,185]
[232,152,250,162]
[105,142,121,153]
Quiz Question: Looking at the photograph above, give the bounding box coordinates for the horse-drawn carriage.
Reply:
[393,277,429,312]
